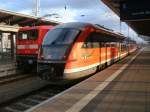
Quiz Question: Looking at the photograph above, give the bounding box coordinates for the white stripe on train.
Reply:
[17,44,38,49]
[64,52,129,74]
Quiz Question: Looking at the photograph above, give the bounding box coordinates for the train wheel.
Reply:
[99,63,106,70]
[96,66,100,73]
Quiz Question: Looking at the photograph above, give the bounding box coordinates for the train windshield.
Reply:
[43,28,79,46]
[41,28,80,60]
[18,30,38,40]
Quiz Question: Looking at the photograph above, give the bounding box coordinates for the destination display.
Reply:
[120,0,150,21]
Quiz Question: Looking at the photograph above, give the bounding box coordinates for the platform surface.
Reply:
[0,57,16,77]
[27,46,150,112]
[0,54,15,65]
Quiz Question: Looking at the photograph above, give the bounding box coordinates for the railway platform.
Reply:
[26,46,150,112]
[0,57,16,77]
[0,59,15,65]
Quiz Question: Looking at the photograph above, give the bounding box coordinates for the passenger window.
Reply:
[106,43,110,47]
[121,44,127,52]
[82,42,92,48]
[82,33,93,48]
[110,42,116,47]
[91,33,100,48]
[101,42,106,47]
[83,32,101,48]
[93,42,99,48]
[82,31,121,49]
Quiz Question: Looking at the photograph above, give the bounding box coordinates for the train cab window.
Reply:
[82,42,92,48]
[91,33,100,48]
[18,30,38,40]
[82,35,92,48]
[22,33,28,39]
[43,28,80,46]
[29,30,38,39]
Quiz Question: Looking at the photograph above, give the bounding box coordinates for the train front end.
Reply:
[16,28,38,66]
[16,26,52,71]
[38,26,80,81]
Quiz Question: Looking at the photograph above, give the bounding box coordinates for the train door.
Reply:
[90,33,101,71]
[81,32,99,73]
[92,32,109,70]
[106,42,112,66]
[119,42,122,60]
[109,42,116,64]
[100,42,107,67]
[116,42,120,61]
[99,34,112,67]
[88,32,105,70]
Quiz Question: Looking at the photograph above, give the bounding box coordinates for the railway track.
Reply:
[0,85,71,112]
[0,62,38,86]
[0,62,37,81]
[0,74,34,85]
[0,63,17,78]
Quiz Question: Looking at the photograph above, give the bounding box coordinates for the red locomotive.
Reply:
[16,25,54,71]
[37,22,137,82]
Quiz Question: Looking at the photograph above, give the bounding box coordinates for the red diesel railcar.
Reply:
[37,22,137,82]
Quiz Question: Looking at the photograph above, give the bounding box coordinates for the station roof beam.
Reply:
[102,0,150,37]
[0,9,59,27]
[0,15,14,23]
[9,18,27,25]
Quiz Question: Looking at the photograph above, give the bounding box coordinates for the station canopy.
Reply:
[102,0,150,37]
[0,9,59,32]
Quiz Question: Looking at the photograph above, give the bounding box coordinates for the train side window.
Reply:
[110,42,117,47]
[121,43,127,51]
[106,43,110,47]
[82,34,93,48]
[91,32,109,48]
[91,33,100,48]
[22,33,28,39]
[82,31,121,48]
[82,42,92,48]
[93,42,99,48]
[101,42,106,47]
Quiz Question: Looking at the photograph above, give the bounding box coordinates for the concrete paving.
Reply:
[26,46,150,112]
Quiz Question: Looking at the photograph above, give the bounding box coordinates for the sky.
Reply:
[0,0,145,43]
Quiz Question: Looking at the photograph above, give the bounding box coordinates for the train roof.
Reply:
[19,25,54,31]
[54,22,126,40]
[54,22,92,30]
